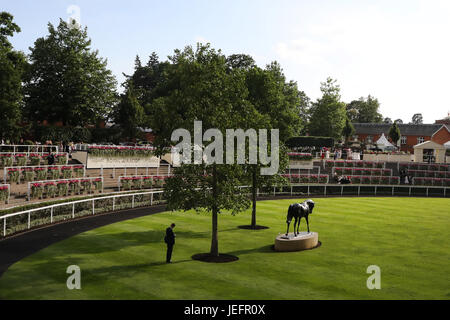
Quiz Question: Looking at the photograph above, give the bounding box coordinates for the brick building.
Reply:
[353,123,450,153]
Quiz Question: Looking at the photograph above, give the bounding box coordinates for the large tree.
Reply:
[308,77,347,140]
[342,116,355,145]
[346,95,383,123]
[0,12,27,141]
[113,83,145,140]
[24,19,117,127]
[411,113,423,124]
[149,44,258,258]
[388,122,401,146]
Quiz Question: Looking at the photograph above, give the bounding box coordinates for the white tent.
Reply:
[444,141,450,149]
[376,133,396,150]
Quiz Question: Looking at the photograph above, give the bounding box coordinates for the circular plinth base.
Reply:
[274,232,319,252]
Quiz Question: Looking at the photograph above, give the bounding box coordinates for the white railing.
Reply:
[0,190,164,238]
[331,167,392,176]
[285,165,321,176]
[27,177,103,201]
[0,184,10,204]
[117,174,172,191]
[0,145,59,153]
[3,164,86,184]
[100,163,172,178]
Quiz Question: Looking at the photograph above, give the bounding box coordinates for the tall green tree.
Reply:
[388,122,401,146]
[150,44,255,258]
[24,19,117,127]
[113,84,145,140]
[0,12,26,141]
[308,77,347,140]
[411,113,423,124]
[342,116,355,145]
[346,95,383,123]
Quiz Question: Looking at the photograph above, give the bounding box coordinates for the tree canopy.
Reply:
[24,19,117,127]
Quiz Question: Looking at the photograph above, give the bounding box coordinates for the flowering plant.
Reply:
[31,182,44,199]
[61,166,73,179]
[0,185,9,203]
[81,179,92,194]
[73,166,84,178]
[287,152,313,161]
[23,167,36,182]
[361,176,371,184]
[371,176,380,184]
[0,154,14,167]
[57,181,69,197]
[89,146,155,158]
[15,154,27,166]
[7,168,21,184]
[29,153,41,166]
[34,167,48,180]
[93,178,103,192]
[44,182,57,198]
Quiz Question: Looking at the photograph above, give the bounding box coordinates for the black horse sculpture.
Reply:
[286,199,315,236]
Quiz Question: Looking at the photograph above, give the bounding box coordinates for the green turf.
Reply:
[0,197,449,300]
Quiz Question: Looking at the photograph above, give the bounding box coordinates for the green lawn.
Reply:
[0,197,449,300]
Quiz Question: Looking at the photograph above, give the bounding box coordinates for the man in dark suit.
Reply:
[164,223,176,263]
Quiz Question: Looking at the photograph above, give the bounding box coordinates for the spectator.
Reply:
[47,152,55,165]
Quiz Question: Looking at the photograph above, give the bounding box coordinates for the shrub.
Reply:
[121,177,132,190]
[0,155,14,167]
[69,180,81,195]
[23,168,36,182]
[300,175,309,184]
[57,181,69,197]
[364,161,374,168]
[15,154,27,166]
[380,176,390,185]
[310,175,318,183]
[45,182,57,198]
[55,154,68,165]
[81,179,92,194]
[8,168,21,184]
[35,168,48,180]
[132,177,142,189]
[371,176,380,184]
[61,166,73,179]
[361,176,371,184]
[93,178,103,192]
[48,167,60,179]
[350,176,360,184]
[422,178,433,186]
[142,177,153,189]
[0,185,9,203]
[288,153,313,161]
[73,166,84,178]
[391,177,399,185]
[31,183,44,199]
[319,175,328,183]
[29,154,41,166]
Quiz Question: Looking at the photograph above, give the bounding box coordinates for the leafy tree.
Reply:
[388,122,401,146]
[308,77,347,139]
[342,116,355,144]
[0,12,26,141]
[226,53,255,71]
[394,119,403,124]
[24,19,117,127]
[149,44,256,257]
[411,113,423,124]
[113,84,145,140]
[383,117,393,124]
[346,95,383,123]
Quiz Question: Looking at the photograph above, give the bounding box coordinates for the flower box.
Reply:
[31,183,44,199]
[300,175,309,184]
[121,177,133,190]
[15,154,27,166]
[288,153,313,161]
[372,169,382,176]
[81,179,92,194]
[69,180,81,195]
[310,175,319,183]
[364,161,374,168]
[8,168,21,184]
[391,177,399,185]
[380,176,390,185]
[432,178,443,187]
[48,167,61,179]
[0,154,14,167]
[93,178,103,192]
[362,169,371,176]
[319,175,328,184]
[23,168,36,182]
[142,176,153,189]
[132,177,142,189]
[57,181,69,197]
[382,169,391,177]
[29,154,41,166]
[355,161,364,168]
[375,162,384,168]
[413,177,423,186]
[35,167,48,180]
[444,179,450,187]
[73,166,84,178]
[55,154,68,165]
[335,168,343,175]
[361,176,371,184]
[325,160,335,168]
[352,176,361,184]
[343,168,353,175]
[45,182,57,198]
[371,176,381,185]
[422,178,433,186]
[345,161,354,168]
[0,185,9,203]
[61,166,73,179]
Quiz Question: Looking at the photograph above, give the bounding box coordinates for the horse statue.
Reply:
[286,199,315,236]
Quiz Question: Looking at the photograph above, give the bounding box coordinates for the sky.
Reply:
[2,0,450,124]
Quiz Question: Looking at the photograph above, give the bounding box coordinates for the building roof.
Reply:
[353,123,442,136]
[413,140,445,150]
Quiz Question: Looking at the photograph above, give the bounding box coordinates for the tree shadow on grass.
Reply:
[66,230,209,254]
[225,244,275,256]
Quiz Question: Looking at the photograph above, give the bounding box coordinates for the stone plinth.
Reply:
[274,232,319,252]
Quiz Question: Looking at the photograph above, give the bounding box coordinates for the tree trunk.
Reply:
[251,166,257,228]
[210,164,219,256]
